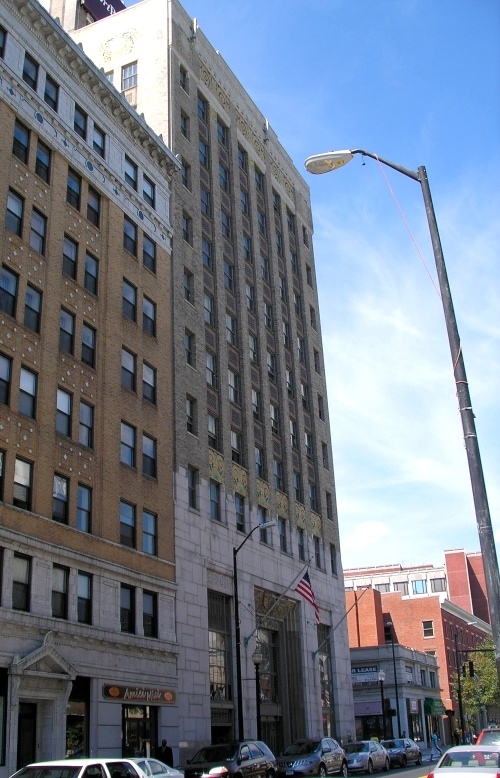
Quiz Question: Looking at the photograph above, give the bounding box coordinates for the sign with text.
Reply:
[103,684,176,704]
[82,0,126,22]
[351,666,379,684]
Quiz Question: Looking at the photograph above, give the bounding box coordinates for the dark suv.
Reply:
[184,741,276,778]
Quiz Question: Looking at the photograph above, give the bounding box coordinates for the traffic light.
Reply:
[462,664,467,677]
[469,661,474,678]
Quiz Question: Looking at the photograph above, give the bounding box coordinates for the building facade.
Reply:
[65,0,355,758]
[0,0,179,771]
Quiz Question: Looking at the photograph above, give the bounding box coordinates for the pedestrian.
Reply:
[157,739,174,767]
[430,732,442,760]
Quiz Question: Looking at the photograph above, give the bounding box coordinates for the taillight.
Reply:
[427,772,434,778]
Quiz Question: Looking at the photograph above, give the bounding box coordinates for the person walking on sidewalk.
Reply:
[430,732,442,760]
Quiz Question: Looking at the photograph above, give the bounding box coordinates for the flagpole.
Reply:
[243,564,310,647]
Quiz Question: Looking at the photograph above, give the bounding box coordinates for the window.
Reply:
[208,414,219,449]
[258,506,270,544]
[143,363,156,404]
[272,190,281,213]
[422,620,434,638]
[13,554,31,611]
[290,250,298,274]
[302,226,309,246]
[143,433,157,478]
[210,480,221,521]
[30,209,47,255]
[123,215,137,255]
[143,176,155,208]
[180,111,189,138]
[74,104,87,139]
[300,382,309,409]
[326,492,334,521]
[420,669,426,686]
[310,306,317,330]
[255,447,264,478]
[179,64,188,92]
[224,261,234,291]
[430,671,437,688]
[77,572,92,624]
[197,94,208,121]
[245,283,255,311]
[238,146,247,171]
[270,403,279,435]
[305,432,313,458]
[22,53,38,89]
[93,124,105,158]
[13,120,30,163]
[184,269,194,303]
[143,296,156,336]
[298,337,305,362]
[44,74,59,110]
[204,293,214,325]
[306,265,313,286]
[199,139,209,168]
[206,352,217,386]
[318,395,325,421]
[273,459,283,490]
[293,472,302,502]
[261,255,270,283]
[0,265,18,316]
[258,210,267,236]
[200,186,211,216]
[255,168,264,192]
[202,238,212,269]
[286,209,296,233]
[35,139,51,183]
[297,527,306,562]
[235,494,245,533]
[394,581,409,595]
[53,474,69,523]
[121,347,136,391]
[181,159,191,190]
[314,349,321,373]
[219,164,229,191]
[375,583,390,593]
[188,467,198,509]
[251,388,260,419]
[217,117,228,146]
[309,482,318,512]
[0,25,5,59]
[282,322,291,348]
[228,369,240,405]
[62,235,78,278]
[290,419,298,449]
[84,252,99,295]
[122,61,137,90]
[77,484,91,532]
[81,323,96,368]
[66,168,81,210]
[278,518,288,553]
[142,510,157,555]
[186,396,197,434]
[314,535,322,568]
[14,457,32,509]
[56,388,72,436]
[242,235,252,263]
[286,369,294,396]
[264,302,273,330]
[231,429,242,464]
[322,443,329,470]
[6,189,24,236]
[52,565,68,618]
[143,591,158,637]
[24,285,41,333]
[294,293,302,319]
[79,401,93,448]
[249,334,258,362]
[19,367,37,418]
[87,187,100,227]
[226,314,237,346]
[279,276,288,302]
[124,156,138,190]
[412,579,427,595]
[120,500,136,547]
[240,190,249,214]
[267,351,276,380]
[182,213,192,244]
[431,577,447,593]
[121,421,135,467]
[221,211,231,240]
[120,584,135,633]
[122,279,137,320]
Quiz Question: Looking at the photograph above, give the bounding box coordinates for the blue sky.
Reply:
[125,0,499,570]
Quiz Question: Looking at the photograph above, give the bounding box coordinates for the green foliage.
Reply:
[459,638,500,718]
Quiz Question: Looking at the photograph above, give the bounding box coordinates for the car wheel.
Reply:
[416,755,422,766]
[341,761,348,778]
[384,758,390,772]
[401,757,407,769]
[266,771,275,778]
[318,766,327,778]
[366,760,373,775]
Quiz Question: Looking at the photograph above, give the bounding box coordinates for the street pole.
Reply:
[454,630,466,744]
[252,649,263,740]
[387,622,402,737]
[304,149,500,685]
[379,670,386,740]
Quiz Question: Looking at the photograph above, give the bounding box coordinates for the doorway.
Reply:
[17,702,37,769]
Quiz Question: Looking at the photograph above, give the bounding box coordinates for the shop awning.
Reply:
[424,697,446,715]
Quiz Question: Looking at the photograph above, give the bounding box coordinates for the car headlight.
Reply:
[293,760,312,768]
[206,769,229,776]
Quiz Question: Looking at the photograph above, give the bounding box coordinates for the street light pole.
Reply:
[252,649,263,740]
[233,520,276,739]
[305,148,500,685]
[386,621,402,737]
[454,630,466,744]
[378,669,386,740]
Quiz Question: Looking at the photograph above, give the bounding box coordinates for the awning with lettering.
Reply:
[424,697,446,715]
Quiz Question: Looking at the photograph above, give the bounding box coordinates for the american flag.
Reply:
[295,570,320,624]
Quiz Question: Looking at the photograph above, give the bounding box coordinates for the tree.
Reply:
[459,638,500,719]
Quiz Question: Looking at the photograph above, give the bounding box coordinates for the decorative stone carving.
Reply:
[208,449,224,482]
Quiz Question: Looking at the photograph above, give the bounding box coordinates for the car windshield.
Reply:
[13,770,81,778]
[191,745,238,764]
[440,752,500,767]
[345,744,368,754]
[381,742,397,749]
[284,742,320,756]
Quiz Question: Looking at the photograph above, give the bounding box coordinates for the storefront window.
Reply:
[66,676,90,757]
[122,705,157,757]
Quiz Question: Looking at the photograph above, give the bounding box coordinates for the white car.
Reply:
[10,758,148,778]
[428,746,500,778]
[131,759,184,778]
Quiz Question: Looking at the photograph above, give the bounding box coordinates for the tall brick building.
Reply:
[0,0,179,769]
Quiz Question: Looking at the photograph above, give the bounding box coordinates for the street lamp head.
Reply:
[304,150,354,175]
[252,650,263,666]
[378,670,386,682]
[260,520,277,530]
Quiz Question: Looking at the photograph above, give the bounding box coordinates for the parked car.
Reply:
[9,759,147,778]
[427,745,500,778]
[343,742,390,774]
[184,741,276,778]
[276,738,347,777]
[476,729,500,746]
[131,759,184,778]
[380,738,422,767]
